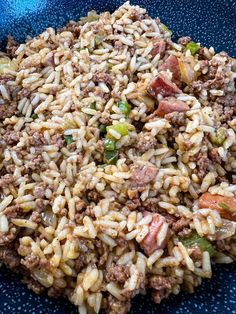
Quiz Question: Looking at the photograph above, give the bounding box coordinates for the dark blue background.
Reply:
[0,0,236,313]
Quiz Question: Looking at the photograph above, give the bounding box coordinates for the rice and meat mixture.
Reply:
[0,2,236,313]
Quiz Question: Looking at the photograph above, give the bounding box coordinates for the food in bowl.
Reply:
[0,2,235,313]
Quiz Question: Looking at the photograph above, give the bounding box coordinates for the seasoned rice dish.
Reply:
[0,2,236,313]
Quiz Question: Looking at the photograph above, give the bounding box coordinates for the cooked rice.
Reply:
[0,2,235,314]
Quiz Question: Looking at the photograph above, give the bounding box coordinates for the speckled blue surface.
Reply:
[0,0,236,313]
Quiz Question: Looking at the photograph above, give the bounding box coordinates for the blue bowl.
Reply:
[0,1,236,313]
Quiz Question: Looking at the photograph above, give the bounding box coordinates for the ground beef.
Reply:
[28,131,46,147]
[2,130,20,145]
[105,264,130,284]
[51,133,65,148]
[33,184,45,199]
[99,113,112,125]
[0,245,21,270]
[35,199,48,213]
[0,102,17,120]
[142,197,159,212]
[130,8,147,21]
[30,211,42,223]
[74,255,86,273]
[21,254,40,270]
[18,88,31,99]
[190,245,203,261]
[0,229,18,245]
[93,72,113,86]
[106,295,131,314]
[6,36,19,58]
[192,152,210,179]
[25,155,47,172]
[126,198,142,211]
[22,277,45,295]
[135,132,157,154]
[212,103,235,123]
[216,239,231,252]
[208,148,221,163]
[178,36,191,45]
[149,275,173,304]
[87,190,101,203]
[47,286,63,298]
[3,204,20,219]
[172,217,190,233]
[165,112,186,126]
[60,21,80,37]
[130,165,158,188]
[0,174,15,188]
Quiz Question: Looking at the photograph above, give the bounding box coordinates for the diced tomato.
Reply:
[198,192,236,221]
[148,73,182,98]
[155,96,189,117]
[158,55,181,85]
[140,212,170,256]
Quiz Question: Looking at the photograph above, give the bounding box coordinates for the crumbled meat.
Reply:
[142,197,159,211]
[51,133,65,148]
[33,184,45,199]
[155,97,189,117]
[22,277,45,295]
[148,73,182,98]
[216,239,231,252]
[87,190,101,203]
[21,254,40,270]
[0,228,18,245]
[165,111,186,126]
[2,130,20,145]
[48,286,63,298]
[25,155,47,172]
[99,113,112,125]
[135,132,157,154]
[149,275,173,304]
[0,174,15,188]
[18,88,31,99]
[212,103,235,124]
[172,217,190,233]
[6,36,19,57]
[28,131,46,147]
[35,199,48,213]
[0,245,21,270]
[130,166,158,188]
[192,152,210,179]
[126,199,141,211]
[106,295,131,314]
[190,245,202,261]
[60,21,80,37]
[178,36,191,45]
[105,264,130,284]
[130,8,147,21]
[74,255,86,273]
[0,102,17,119]
[208,148,221,163]
[3,204,20,219]
[93,72,113,86]
[30,211,42,223]
[150,39,166,58]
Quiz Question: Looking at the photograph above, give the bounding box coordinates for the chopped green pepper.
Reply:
[210,128,226,146]
[99,124,107,135]
[104,138,116,151]
[87,10,99,22]
[31,113,38,120]
[104,150,118,165]
[185,41,200,55]
[64,135,73,145]
[218,202,230,211]
[161,23,172,36]
[106,123,128,139]
[180,231,215,257]
[117,100,131,116]
[89,102,96,110]
[94,35,104,46]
